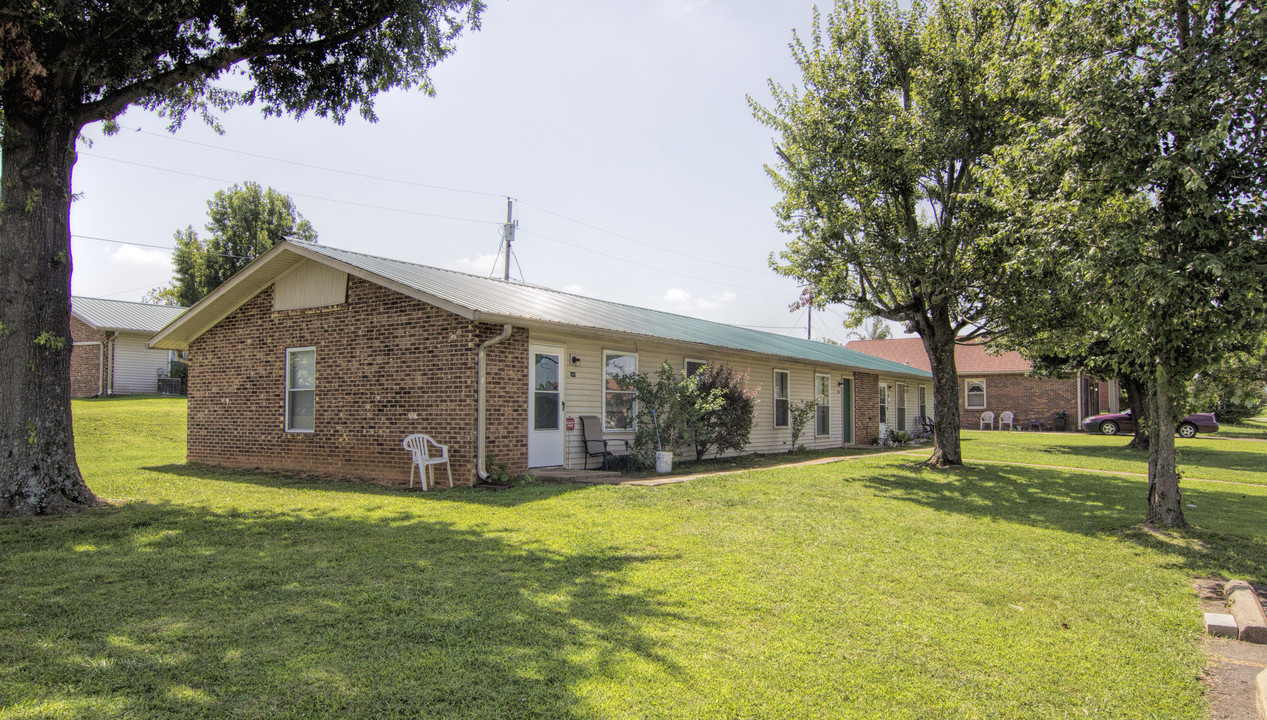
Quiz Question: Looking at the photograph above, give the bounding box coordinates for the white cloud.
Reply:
[664,288,691,304]
[562,283,588,296]
[445,253,500,276]
[663,288,736,313]
[112,245,171,269]
[659,0,709,17]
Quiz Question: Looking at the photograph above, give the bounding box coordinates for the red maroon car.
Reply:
[1081,409,1219,438]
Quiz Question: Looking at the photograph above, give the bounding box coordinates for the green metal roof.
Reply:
[295,242,929,379]
[72,296,186,333]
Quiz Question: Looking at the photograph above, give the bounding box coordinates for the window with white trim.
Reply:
[773,370,790,427]
[603,351,637,431]
[919,386,928,420]
[879,383,888,424]
[815,374,831,436]
[285,347,316,432]
[964,379,987,409]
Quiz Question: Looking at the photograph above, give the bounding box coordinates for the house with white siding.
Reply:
[70,297,186,397]
[149,241,930,485]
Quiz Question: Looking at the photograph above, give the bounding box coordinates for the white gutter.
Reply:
[1076,371,1083,428]
[476,324,514,481]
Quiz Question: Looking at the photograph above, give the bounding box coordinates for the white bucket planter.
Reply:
[655,451,674,474]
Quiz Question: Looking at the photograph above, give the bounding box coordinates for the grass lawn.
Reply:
[949,429,1267,487]
[3,398,1266,718]
[1214,417,1267,440]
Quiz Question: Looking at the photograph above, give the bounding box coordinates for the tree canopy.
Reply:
[149,182,318,307]
[0,0,483,516]
[984,0,1267,526]
[751,0,1042,465]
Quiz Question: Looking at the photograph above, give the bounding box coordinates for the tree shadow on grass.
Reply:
[144,462,589,508]
[852,462,1267,584]
[0,501,693,718]
[1003,439,1267,477]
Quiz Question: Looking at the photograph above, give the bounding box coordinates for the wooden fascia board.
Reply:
[148,243,302,350]
[148,243,481,350]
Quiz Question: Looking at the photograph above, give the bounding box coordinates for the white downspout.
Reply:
[477,324,514,481]
[1076,371,1083,428]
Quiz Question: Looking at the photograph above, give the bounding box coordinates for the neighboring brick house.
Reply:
[70,297,187,397]
[845,338,1111,431]
[150,241,930,486]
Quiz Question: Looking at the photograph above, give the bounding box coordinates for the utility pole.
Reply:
[502,197,516,281]
[807,291,813,340]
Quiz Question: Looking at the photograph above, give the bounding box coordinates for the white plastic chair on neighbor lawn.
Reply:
[999,411,1015,431]
[403,434,452,491]
[979,411,995,430]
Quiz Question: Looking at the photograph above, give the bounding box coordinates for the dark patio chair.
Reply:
[918,415,935,435]
[579,414,632,470]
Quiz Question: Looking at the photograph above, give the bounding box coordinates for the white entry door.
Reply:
[528,345,565,467]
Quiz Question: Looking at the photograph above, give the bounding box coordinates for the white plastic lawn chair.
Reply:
[999,411,1015,431]
[403,434,452,491]
[979,411,995,430]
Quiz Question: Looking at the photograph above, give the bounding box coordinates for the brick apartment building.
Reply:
[150,241,931,486]
[70,297,186,397]
[846,338,1115,431]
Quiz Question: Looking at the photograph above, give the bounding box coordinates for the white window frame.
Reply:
[773,369,790,428]
[964,379,987,410]
[603,350,638,431]
[879,383,889,425]
[684,358,708,377]
[919,385,928,420]
[285,346,316,433]
[815,373,831,437]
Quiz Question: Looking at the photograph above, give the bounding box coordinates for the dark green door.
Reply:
[841,378,853,445]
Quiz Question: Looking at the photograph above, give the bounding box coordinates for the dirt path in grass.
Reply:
[894,453,1267,490]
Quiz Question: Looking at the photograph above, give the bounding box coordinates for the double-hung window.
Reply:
[286,347,316,432]
[773,370,790,427]
[964,379,987,410]
[919,386,928,420]
[603,351,637,431]
[879,383,889,425]
[815,374,831,436]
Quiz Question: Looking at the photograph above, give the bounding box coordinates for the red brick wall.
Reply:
[187,277,528,485]
[854,372,880,445]
[70,316,107,397]
[959,374,1078,430]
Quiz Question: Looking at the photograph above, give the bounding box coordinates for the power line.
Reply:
[119,126,507,200]
[108,127,780,280]
[517,228,790,297]
[516,199,777,278]
[80,152,504,227]
[71,233,251,260]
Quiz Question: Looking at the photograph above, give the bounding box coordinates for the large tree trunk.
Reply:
[1146,364,1185,528]
[1122,374,1150,451]
[916,304,962,467]
[0,105,101,516]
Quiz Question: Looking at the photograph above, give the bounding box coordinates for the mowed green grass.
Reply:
[3,398,1266,719]
[951,428,1267,487]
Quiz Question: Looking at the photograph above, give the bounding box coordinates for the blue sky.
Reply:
[69,0,884,344]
